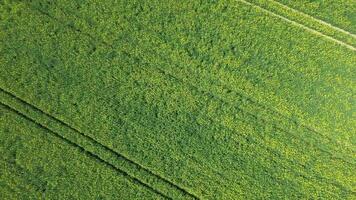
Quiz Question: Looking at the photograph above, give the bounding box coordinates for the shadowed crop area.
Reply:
[0,0,355,199]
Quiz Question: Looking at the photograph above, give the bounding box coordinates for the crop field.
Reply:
[0,0,355,199]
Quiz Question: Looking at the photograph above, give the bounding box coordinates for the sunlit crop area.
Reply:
[1,0,355,199]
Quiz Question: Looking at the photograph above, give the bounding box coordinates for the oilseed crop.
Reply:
[0,0,355,199]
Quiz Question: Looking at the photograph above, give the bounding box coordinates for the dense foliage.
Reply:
[1,0,355,199]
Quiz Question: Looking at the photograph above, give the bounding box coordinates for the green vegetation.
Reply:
[246,0,356,47]
[277,0,356,33]
[0,104,163,199]
[0,0,355,199]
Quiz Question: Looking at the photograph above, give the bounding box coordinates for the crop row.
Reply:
[0,104,164,199]
[0,88,194,199]
[276,0,356,33]
[1,1,354,199]
[246,0,356,47]
[28,0,355,149]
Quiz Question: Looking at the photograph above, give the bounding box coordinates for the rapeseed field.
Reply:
[1,0,355,199]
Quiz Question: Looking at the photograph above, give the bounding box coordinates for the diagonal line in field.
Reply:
[4,0,354,194]
[0,87,199,200]
[17,1,356,165]
[271,0,356,39]
[0,104,170,200]
[47,3,354,160]
[237,0,356,51]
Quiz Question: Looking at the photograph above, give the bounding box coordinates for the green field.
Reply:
[0,0,355,199]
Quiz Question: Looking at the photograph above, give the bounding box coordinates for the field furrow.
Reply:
[1,0,355,199]
[0,103,166,200]
[243,0,356,48]
[0,88,196,199]
[276,0,356,33]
